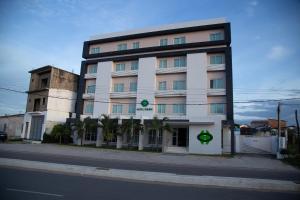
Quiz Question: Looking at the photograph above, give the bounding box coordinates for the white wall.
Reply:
[136,57,156,119]
[93,61,113,118]
[188,117,223,154]
[186,53,208,122]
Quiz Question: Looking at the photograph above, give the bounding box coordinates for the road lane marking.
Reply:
[6,188,63,197]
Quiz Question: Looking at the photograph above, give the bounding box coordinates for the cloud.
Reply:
[246,0,259,17]
[267,45,290,60]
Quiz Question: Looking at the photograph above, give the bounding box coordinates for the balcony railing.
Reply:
[84,73,97,79]
[155,89,186,97]
[156,67,187,74]
[207,64,225,71]
[110,91,137,98]
[111,70,138,77]
[207,88,226,96]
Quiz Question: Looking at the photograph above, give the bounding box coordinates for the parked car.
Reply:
[0,131,7,142]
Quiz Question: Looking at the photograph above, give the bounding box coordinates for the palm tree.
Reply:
[84,117,98,143]
[121,117,144,148]
[51,123,71,144]
[150,116,172,151]
[74,119,84,146]
[99,114,115,146]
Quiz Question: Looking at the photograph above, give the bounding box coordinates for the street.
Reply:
[1,149,300,181]
[0,167,299,200]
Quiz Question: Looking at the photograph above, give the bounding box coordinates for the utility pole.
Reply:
[277,102,281,156]
[295,110,300,152]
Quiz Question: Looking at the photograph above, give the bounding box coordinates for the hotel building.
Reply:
[76,18,233,154]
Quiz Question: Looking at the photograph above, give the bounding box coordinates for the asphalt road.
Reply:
[0,167,299,200]
[0,150,300,181]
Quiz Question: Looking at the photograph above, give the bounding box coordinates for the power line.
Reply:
[1,87,300,106]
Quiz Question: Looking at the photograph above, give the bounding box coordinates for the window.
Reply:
[173,104,186,114]
[157,104,166,114]
[115,63,125,71]
[159,59,167,68]
[91,47,100,54]
[173,80,186,90]
[85,102,94,114]
[148,129,162,145]
[158,81,167,90]
[88,65,97,74]
[42,98,46,105]
[210,55,224,64]
[210,103,225,114]
[33,98,41,111]
[112,104,123,114]
[130,82,137,92]
[85,133,97,141]
[114,83,124,92]
[174,57,186,67]
[41,78,48,88]
[131,61,139,70]
[160,38,168,46]
[174,36,186,44]
[209,32,223,41]
[210,79,225,89]
[128,103,136,114]
[132,42,139,49]
[117,43,127,51]
[87,85,96,93]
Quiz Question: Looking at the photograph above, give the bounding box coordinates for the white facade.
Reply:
[80,19,233,154]
[22,89,77,140]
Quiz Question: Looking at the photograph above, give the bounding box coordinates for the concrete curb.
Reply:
[0,158,299,192]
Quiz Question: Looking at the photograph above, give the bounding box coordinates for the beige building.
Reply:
[76,18,234,154]
[21,66,79,141]
[0,114,24,139]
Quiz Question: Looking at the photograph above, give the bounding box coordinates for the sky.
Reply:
[0,0,299,125]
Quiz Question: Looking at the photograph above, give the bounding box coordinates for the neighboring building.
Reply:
[76,18,233,154]
[250,119,287,129]
[0,114,24,139]
[21,66,79,141]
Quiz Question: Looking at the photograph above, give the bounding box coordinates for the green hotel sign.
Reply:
[136,99,153,111]
[197,130,213,144]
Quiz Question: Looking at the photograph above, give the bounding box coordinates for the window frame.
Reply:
[174,57,186,67]
[115,63,126,71]
[114,83,124,92]
[90,47,100,54]
[128,103,136,114]
[85,102,94,114]
[160,38,168,46]
[129,82,137,92]
[210,79,225,89]
[174,36,186,45]
[131,61,139,70]
[210,54,224,65]
[112,104,123,114]
[132,42,140,49]
[173,80,186,90]
[158,81,167,91]
[210,103,225,114]
[159,59,167,68]
[157,104,166,114]
[117,43,127,51]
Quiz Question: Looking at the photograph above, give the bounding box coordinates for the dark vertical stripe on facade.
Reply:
[75,61,86,118]
[225,46,234,154]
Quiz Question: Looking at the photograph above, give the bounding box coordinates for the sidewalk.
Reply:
[0,143,297,172]
[1,158,300,192]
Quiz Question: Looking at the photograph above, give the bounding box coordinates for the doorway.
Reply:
[172,128,188,147]
[30,115,44,140]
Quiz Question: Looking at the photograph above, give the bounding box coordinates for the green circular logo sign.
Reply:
[140,99,149,107]
[197,130,213,144]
